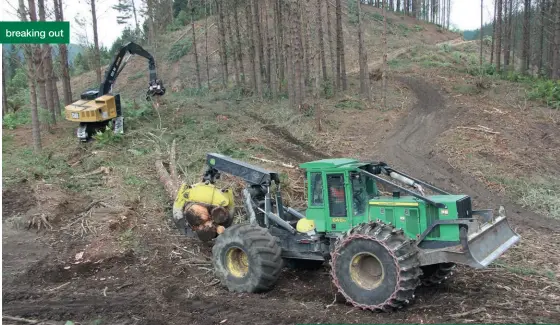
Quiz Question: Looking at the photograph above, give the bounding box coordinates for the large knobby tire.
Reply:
[212,224,282,293]
[331,222,421,311]
[420,263,456,286]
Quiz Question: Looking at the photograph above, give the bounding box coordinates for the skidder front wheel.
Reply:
[331,222,421,311]
[212,224,282,293]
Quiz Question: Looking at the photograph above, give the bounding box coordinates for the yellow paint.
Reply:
[65,95,118,123]
[226,247,249,278]
[296,218,316,232]
[369,201,419,207]
[173,183,235,216]
[349,252,384,290]
[331,218,347,223]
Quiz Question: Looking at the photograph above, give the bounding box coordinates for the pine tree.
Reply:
[54,0,72,105]
[189,0,202,88]
[24,0,43,149]
[38,0,56,123]
[357,0,370,99]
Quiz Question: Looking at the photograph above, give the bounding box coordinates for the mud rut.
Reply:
[3,78,560,324]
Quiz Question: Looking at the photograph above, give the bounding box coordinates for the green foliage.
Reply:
[440,43,452,53]
[93,124,123,145]
[348,0,359,25]
[167,38,193,62]
[528,79,560,109]
[335,99,363,110]
[2,108,30,130]
[321,78,334,98]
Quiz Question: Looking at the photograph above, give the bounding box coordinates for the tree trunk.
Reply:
[90,0,102,84]
[521,0,531,74]
[491,0,497,64]
[335,0,347,90]
[326,0,337,93]
[316,0,327,81]
[290,0,303,109]
[251,0,263,97]
[274,0,284,89]
[217,0,229,86]
[254,0,265,82]
[496,0,503,71]
[20,0,41,151]
[283,0,295,108]
[263,1,271,89]
[55,0,72,104]
[146,0,156,45]
[28,0,50,132]
[302,0,311,86]
[503,0,510,68]
[234,0,245,85]
[553,0,560,79]
[539,0,546,74]
[226,2,240,88]
[268,0,278,98]
[357,0,370,99]
[131,0,139,31]
[38,0,56,124]
[2,57,8,116]
[205,0,210,88]
[382,0,388,109]
[189,0,202,89]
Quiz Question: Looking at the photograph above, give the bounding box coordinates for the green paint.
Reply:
[300,159,465,243]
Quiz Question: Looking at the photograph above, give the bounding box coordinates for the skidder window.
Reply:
[310,173,324,206]
[327,174,347,217]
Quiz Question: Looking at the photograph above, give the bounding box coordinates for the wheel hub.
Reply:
[349,252,384,290]
[226,247,249,278]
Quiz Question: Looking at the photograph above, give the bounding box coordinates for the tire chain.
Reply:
[330,221,422,311]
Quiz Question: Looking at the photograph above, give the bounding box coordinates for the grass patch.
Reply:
[2,109,31,129]
[166,38,193,62]
[335,99,364,110]
[452,83,481,95]
[491,176,560,219]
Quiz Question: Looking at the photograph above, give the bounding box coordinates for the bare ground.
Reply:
[3,72,560,325]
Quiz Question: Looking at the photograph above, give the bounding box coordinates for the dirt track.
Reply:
[3,76,560,324]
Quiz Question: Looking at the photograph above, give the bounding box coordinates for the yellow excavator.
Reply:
[64,42,165,141]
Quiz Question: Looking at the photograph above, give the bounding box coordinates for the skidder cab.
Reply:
[173,154,520,311]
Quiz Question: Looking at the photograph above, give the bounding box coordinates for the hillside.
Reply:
[3,3,560,325]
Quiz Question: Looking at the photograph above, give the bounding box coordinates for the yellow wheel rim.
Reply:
[226,247,249,278]
[349,253,384,290]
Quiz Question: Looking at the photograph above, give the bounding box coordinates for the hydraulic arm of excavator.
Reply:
[65,42,165,141]
[98,42,165,100]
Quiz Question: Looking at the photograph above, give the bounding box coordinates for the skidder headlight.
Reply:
[441,209,449,215]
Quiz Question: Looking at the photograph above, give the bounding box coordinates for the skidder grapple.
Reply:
[173,153,520,311]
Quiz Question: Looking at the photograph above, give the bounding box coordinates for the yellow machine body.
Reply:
[65,95,118,123]
[173,182,235,216]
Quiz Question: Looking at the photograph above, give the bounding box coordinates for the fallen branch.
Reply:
[72,166,111,179]
[2,315,57,324]
[170,139,179,189]
[457,126,500,135]
[447,307,486,318]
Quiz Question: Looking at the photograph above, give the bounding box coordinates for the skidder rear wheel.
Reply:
[331,222,421,311]
[212,224,282,293]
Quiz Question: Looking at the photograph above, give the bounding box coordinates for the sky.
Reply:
[1,0,493,47]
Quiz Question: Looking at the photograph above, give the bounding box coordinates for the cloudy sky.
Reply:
[1,0,494,47]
